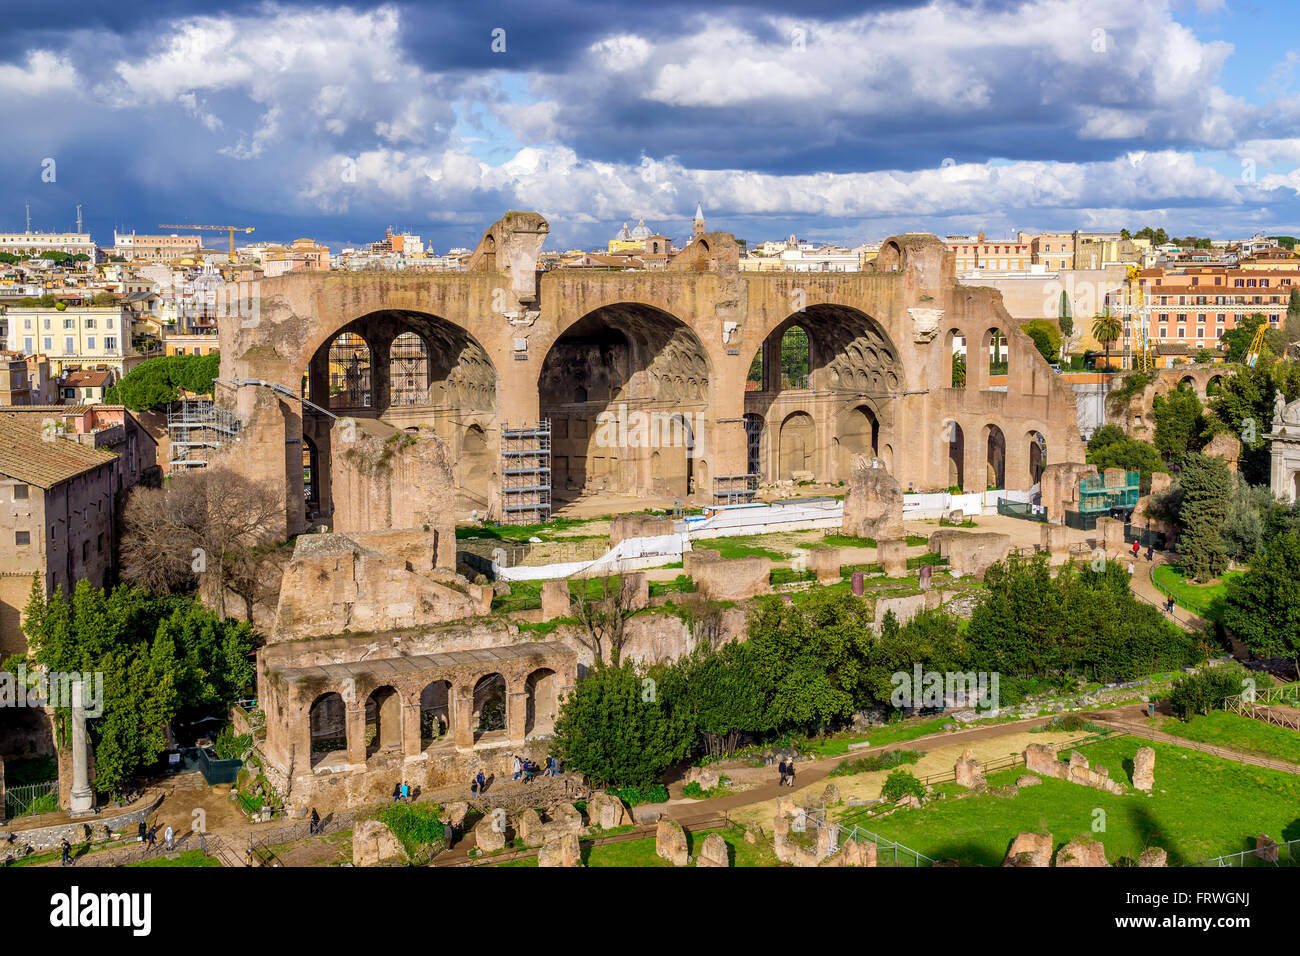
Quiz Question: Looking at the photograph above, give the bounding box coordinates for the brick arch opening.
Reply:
[419,679,452,748]
[364,685,402,759]
[308,691,346,769]
[745,304,901,484]
[537,303,711,505]
[301,310,498,524]
[472,673,507,742]
[1028,430,1047,486]
[983,422,1006,489]
[944,419,965,489]
[525,667,559,737]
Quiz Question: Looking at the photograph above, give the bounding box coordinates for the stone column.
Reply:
[69,680,95,814]
[401,700,423,759]
[345,705,367,767]
[454,686,475,752]
[507,687,529,744]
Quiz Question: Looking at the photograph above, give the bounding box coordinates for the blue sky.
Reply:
[2,0,1300,252]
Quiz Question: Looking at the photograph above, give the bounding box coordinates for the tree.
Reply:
[1085,431,1166,490]
[22,580,256,796]
[1152,386,1206,462]
[1221,476,1274,561]
[1286,287,1300,343]
[1167,665,1247,720]
[105,353,221,410]
[746,590,875,729]
[1177,453,1232,582]
[570,574,635,665]
[1091,313,1122,370]
[1223,532,1300,672]
[550,659,693,787]
[1021,319,1061,365]
[951,351,966,387]
[119,466,284,618]
[679,641,770,758]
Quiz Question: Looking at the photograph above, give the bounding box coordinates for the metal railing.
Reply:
[1190,837,1300,867]
[1223,681,1300,732]
[4,780,58,819]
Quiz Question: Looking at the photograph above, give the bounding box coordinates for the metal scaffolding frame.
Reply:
[499,420,551,525]
[167,399,243,473]
[713,473,759,505]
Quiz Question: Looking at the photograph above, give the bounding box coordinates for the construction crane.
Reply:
[158,223,255,261]
[1244,321,1269,369]
[1124,264,1154,372]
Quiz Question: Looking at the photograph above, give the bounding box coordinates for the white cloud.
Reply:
[0,50,79,96]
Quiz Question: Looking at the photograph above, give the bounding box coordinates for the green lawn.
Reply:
[707,536,789,561]
[840,737,1300,865]
[1156,711,1300,765]
[127,849,221,867]
[1151,564,1243,622]
[495,826,779,867]
[802,716,957,757]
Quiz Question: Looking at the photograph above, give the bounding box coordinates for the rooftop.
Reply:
[0,412,118,488]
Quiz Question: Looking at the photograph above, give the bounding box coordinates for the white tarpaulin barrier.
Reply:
[494,532,689,582]
[492,488,1032,580]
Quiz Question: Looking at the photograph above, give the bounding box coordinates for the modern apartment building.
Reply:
[1106,261,1300,360]
[0,231,97,258]
[4,305,146,376]
[946,234,1032,273]
[112,231,204,263]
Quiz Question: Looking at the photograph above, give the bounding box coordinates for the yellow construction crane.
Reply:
[1125,264,1154,372]
[1244,321,1269,369]
[158,223,255,261]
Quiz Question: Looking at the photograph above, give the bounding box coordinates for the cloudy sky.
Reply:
[3,0,1300,252]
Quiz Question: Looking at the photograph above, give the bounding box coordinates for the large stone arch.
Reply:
[744,304,902,483]
[537,302,712,504]
[301,310,498,522]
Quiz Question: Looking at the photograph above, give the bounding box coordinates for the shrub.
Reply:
[830,748,921,777]
[374,802,444,860]
[1167,665,1247,720]
[880,769,926,803]
[606,783,669,806]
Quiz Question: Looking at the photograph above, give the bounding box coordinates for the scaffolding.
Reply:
[1078,470,1140,514]
[713,473,759,505]
[167,400,243,473]
[499,420,551,525]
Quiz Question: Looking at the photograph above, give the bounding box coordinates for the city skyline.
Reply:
[1,0,1300,251]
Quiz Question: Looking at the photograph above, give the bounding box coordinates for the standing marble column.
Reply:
[69,680,94,814]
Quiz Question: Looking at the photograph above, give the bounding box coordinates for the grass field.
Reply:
[127,849,221,867]
[839,737,1300,865]
[1151,564,1243,622]
[495,826,780,867]
[800,716,958,757]
[1156,711,1300,765]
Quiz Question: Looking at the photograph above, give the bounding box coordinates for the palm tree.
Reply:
[1092,312,1123,372]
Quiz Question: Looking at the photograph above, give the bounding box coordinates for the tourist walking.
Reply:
[511,754,522,781]
[60,838,71,866]
[475,770,487,795]
[786,759,796,788]
[777,759,788,786]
